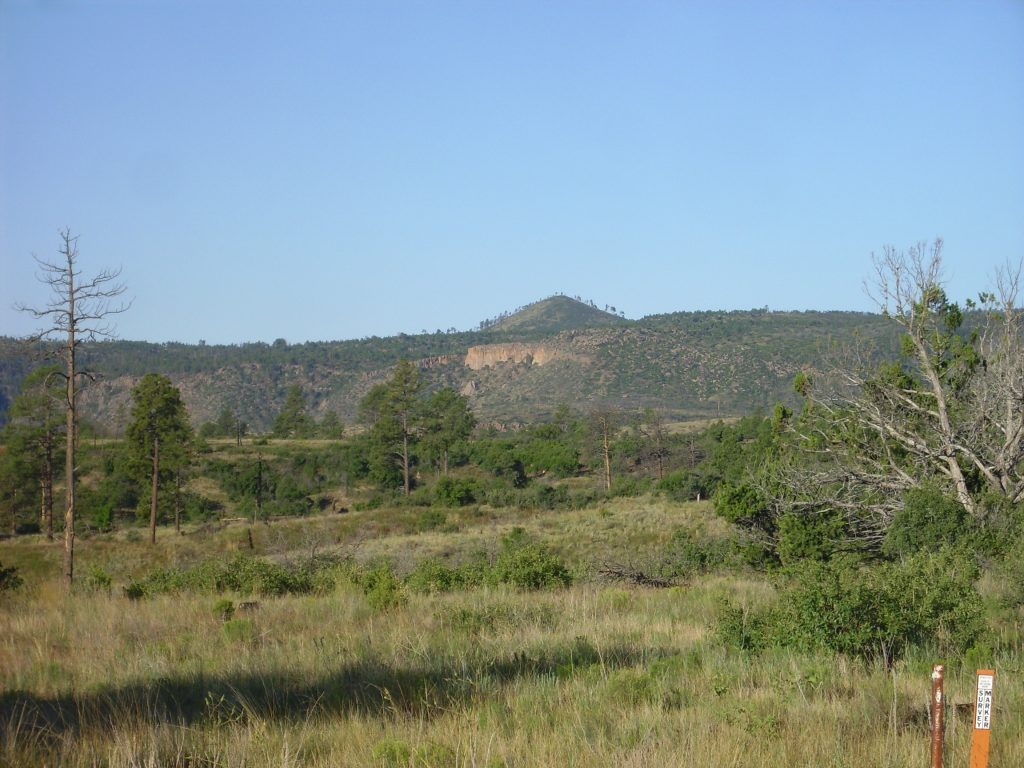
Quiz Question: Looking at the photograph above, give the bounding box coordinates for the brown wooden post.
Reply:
[930,664,945,768]
[969,669,994,768]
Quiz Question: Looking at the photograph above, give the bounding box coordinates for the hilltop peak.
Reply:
[479,295,629,335]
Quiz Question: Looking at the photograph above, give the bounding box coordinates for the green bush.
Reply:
[416,508,448,532]
[125,553,330,598]
[489,530,572,590]
[82,565,113,594]
[658,470,708,502]
[405,558,461,594]
[222,618,256,643]
[434,476,479,507]
[212,598,235,621]
[718,549,985,662]
[883,486,971,557]
[714,482,775,539]
[0,561,23,594]
[518,439,579,478]
[90,505,114,532]
[608,476,649,498]
[361,562,407,610]
[716,601,772,652]
[662,528,740,577]
[776,510,847,564]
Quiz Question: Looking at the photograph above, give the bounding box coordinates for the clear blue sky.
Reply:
[2,1,1022,344]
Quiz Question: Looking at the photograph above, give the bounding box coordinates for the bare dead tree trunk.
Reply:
[590,410,616,492]
[149,434,159,544]
[63,278,76,584]
[17,229,128,587]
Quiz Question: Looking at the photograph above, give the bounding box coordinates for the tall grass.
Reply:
[2,498,1022,766]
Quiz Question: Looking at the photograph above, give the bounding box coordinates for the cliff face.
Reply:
[464,343,563,370]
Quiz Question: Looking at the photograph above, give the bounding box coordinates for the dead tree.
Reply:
[781,240,1024,538]
[17,229,129,585]
[589,408,618,492]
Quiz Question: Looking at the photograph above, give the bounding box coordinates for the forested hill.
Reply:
[0,296,898,431]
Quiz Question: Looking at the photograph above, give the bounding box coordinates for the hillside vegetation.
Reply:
[0,297,899,431]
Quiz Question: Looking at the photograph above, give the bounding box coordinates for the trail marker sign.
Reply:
[970,669,995,768]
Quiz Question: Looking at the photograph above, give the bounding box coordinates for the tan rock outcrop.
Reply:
[464,343,561,370]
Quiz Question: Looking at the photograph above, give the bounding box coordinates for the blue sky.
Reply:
[2,0,1022,343]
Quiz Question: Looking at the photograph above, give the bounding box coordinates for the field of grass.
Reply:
[2,498,1022,767]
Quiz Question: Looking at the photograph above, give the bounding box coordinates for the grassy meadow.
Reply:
[1,495,1022,767]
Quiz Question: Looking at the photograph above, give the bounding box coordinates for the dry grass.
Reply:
[1,498,1022,767]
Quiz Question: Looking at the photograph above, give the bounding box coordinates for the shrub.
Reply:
[658,470,708,502]
[82,565,113,594]
[405,558,462,594]
[222,618,256,643]
[528,483,570,510]
[489,530,572,590]
[0,561,23,594]
[662,528,739,577]
[776,509,847,565]
[718,549,985,662]
[125,553,321,598]
[608,476,649,498]
[90,505,114,532]
[351,495,383,512]
[714,483,774,535]
[416,508,448,532]
[361,562,407,610]
[212,598,235,621]
[716,601,772,652]
[883,486,971,557]
[434,476,478,507]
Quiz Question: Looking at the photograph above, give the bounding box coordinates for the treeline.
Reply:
[0,352,770,536]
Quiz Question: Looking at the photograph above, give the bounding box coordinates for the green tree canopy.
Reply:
[1,365,65,538]
[273,385,315,438]
[126,373,193,542]
[421,388,476,475]
[359,360,424,494]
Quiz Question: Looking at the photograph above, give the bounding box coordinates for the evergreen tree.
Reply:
[126,374,193,543]
[2,366,64,539]
[318,410,345,439]
[273,385,315,438]
[360,360,423,494]
[421,388,476,475]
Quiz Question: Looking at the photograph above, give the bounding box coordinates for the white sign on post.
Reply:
[975,673,994,731]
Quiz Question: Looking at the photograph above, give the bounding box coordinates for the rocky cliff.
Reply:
[464,343,565,370]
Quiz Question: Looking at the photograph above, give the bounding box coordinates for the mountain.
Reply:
[483,295,629,335]
[0,297,898,432]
